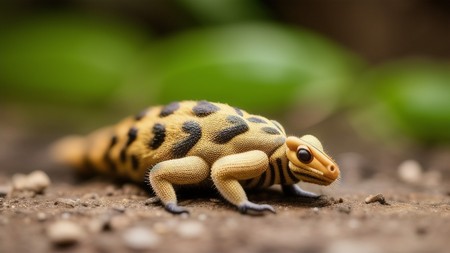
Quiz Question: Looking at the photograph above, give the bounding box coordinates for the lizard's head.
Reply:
[285,135,340,186]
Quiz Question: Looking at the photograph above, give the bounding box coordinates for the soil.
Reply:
[1,115,449,253]
[1,172,449,253]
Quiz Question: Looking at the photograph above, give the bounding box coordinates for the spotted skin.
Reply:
[54,100,340,214]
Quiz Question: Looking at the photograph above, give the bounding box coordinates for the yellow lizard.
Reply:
[53,100,340,214]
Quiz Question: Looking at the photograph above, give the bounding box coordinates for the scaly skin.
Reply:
[52,100,340,214]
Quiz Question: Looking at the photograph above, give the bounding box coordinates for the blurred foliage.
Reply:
[352,60,450,144]
[174,0,267,23]
[132,22,363,114]
[0,1,448,146]
[0,13,146,106]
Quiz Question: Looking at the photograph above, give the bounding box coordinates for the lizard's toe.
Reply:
[165,203,190,215]
[238,201,276,215]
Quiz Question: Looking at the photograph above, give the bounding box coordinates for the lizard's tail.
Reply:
[49,125,115,175]
[49,135,89,174]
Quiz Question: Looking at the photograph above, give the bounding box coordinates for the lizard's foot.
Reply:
[165,203,190,215]
[282,184,320,198]
[238,201,276,215]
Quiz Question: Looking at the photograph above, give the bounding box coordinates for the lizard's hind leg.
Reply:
[148,156,209,214]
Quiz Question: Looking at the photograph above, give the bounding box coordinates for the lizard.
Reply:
[52,100,340,214]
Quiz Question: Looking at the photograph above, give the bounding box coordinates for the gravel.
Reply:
[0,185,10,197]
[398,160,422,184]
[55,198,80,208]
[122,226,160,250]
[47,220,85,246]
[364,194,389,205]
[12,170,51,193]
[176,221,205,239]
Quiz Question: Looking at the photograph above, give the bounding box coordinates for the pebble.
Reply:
[87,215,111,233]
[338,205,351,214]
[326,240,380,253]
[0,185,11,197]
[176,221,205,239]
[122,227,160,250]
[209,198,221,203]
[12,170,51,193]
[47,220,85,246]
[364,194,389,205]
[397,160,422,184]
[105,186,116,196]
[198,213,208,221]
[112,205,126,213]
[81,198,102,207]
[37,212,47,222]
[144,197,160,205]
[55,198,80,208]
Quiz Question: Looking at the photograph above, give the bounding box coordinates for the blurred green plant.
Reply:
[0,13,146,106]
[352,60,450,144]
[175,0,267,23]
[131,22,363,116]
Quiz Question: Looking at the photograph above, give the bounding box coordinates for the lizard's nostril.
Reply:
[328,165,335,172]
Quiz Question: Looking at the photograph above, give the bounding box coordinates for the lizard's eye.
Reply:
[296,147,313,164]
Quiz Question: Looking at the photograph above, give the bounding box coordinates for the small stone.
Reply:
[81,198,102,207]
[312,207,320,213]
[0,185,11,197]
[27,170,51,193]
[87,215,111,233]
[398,160,422,184]
[55,198,80,208]
[12,170,51,193]
[11,174,28,190]
[37,212,47,221]
[209,198,221,203]
[338,205,351,214]
[198,213,208,221]
[47,220,85,246]
[61,212,71,219]
[112,205,126,213]
[144,197,160,205]
[176,221,205,239]
[122,227,160,250]
[364,194,389,205]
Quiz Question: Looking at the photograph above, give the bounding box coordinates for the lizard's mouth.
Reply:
[289,162,335,186]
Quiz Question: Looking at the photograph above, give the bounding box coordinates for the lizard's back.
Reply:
[52,101,287,182]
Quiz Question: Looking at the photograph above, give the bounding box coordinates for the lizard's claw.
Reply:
[282,184,320,198]
[165,203,190,215]
[238,201,276,215]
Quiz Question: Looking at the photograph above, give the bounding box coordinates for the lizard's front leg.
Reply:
[211,150,275,214]
[148,156,209,214]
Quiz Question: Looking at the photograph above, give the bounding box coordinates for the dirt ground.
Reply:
[1,114,449,253]
[1,171,449,253]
